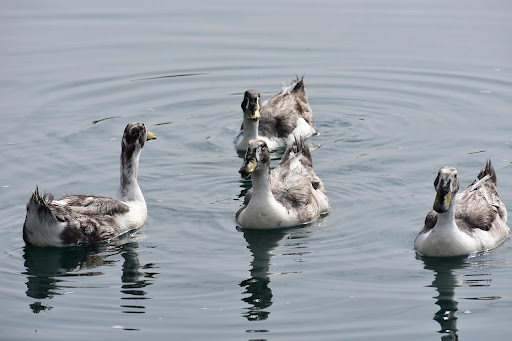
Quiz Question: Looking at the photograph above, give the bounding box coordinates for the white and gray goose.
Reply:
[23,122,156,247]
[235,77,316,152]
[414,160,510,257]
[236,138,329,229]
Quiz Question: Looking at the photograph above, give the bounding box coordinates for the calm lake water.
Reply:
[1,0,512,340]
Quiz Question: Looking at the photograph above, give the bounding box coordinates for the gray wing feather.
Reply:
[236,188,253,219]
[270,139,328,222]
[455,160,503,232]
[456,184,499,232]
[24,188,120,246]
[259,77,314,139]
[59,194,130,216]
[420,210,438,234]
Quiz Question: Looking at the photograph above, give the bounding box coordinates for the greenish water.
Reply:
[1,1,512,340]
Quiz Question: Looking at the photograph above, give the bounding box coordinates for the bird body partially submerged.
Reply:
[235,77,316,151]
[236,138,329,229]
[415,160,510,257]
[23,122,156,247]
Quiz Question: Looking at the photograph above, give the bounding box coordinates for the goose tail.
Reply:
[281,136,312,164]
[290,75,305,93]
[280,76,306,95]
[477,159,497,185]
[23,186,59,245]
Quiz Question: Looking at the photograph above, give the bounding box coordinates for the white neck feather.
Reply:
[435,195,458,232]
[251,166,274,203]
[243,115,259,142]
[117,149,145,203]
[238,164,292,229]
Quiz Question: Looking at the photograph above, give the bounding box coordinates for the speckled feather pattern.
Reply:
[23,188,120,246]
[257,77,314,139]
[58,195,130,216]
[271,138,329,220]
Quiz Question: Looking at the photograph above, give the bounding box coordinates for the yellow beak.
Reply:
[433,188,451,213]
[147,131,157,141]
[239,158,257,179]
[245,105,261,121]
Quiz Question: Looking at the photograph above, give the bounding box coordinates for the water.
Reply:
[1,0,512,340]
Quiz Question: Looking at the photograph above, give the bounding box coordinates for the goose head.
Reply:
[120,122,156,168]
[122,122,156,151]
[433,166,460,213]
[241,89,261,122]
[239,140,270,179]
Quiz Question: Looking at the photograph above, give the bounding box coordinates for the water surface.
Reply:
[1,1,512,340]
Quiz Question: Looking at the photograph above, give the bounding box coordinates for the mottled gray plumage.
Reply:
[23,188,120,246]
[271,138,325,219]
[60,195,130,216]
[257,77,313,139]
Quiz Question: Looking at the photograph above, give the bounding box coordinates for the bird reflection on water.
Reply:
[419,254,502,341]
[119,241,159,315]
[22,230,158,318]
[23,244,112,313]
[239,229,286,321]
[239,227,313,322]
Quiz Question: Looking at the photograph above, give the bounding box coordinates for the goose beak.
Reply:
[147,131,157,141]
[433,186,451,213]
[239,158,257,179]
[245,103,261,122]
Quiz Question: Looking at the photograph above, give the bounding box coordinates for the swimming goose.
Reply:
[236,138,329,229]
[234,77,316,151]
[414,160,510,257]
[23,122,156,247]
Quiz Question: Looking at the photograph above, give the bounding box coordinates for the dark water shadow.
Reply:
[23,243,112,313]
[130,72,208,82]
[418,255,502,341]
[119,241,158,315]
[22,231,158,317]
[240,229,287,321]
[240,227,312,323]
[92,115,122,125]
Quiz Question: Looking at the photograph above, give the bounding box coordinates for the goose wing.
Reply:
[259,77,313,139]
[236,188,252,220]
[271,166,316,216]
[420,210,438,234]
[57,194,130,216]
[270,138,327,221]
[278,137,326,194]
[455,160,506,232]
[24,189,120,246]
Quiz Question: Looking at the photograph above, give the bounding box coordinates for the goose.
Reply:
[234,76,316,151]
[414,160,510,257]
[23,122,156,247]
[236,138,329,229]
